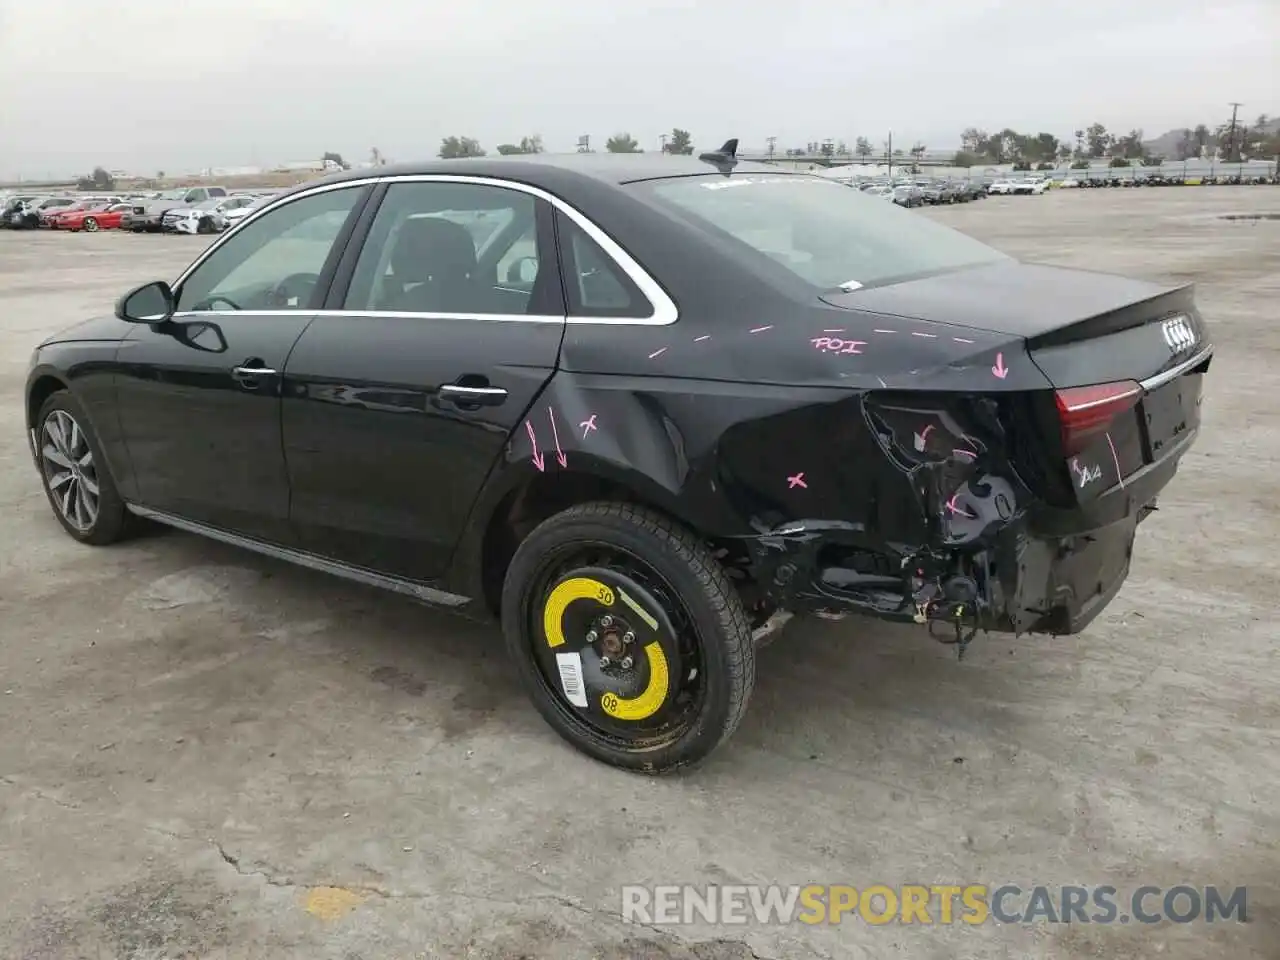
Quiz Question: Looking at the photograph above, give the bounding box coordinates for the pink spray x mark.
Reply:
[547,406,567,468]
[946,493,976,519]
[991,352,1009,379]
[525,420,544,472]
[787,472,807,490]
[580,414,598,440]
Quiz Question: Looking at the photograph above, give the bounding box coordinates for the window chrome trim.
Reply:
[170,172,679,327]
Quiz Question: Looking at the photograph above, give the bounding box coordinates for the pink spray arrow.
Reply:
[525,420,544,472]
[991,352,1009,379]
[548,406,567,468]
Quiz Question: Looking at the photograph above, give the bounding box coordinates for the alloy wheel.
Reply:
[40,409,100,532]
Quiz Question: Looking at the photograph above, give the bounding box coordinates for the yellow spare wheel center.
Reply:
[540,575,673,722]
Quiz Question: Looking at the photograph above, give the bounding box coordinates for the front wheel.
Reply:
[83,217,99,232]
[501,502,755,773]
[34,391,134,545]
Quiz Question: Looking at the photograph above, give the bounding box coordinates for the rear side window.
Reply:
[555,212,652,320]
[640,175,1009,291]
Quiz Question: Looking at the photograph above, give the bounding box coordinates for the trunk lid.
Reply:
[825,259,1213,516]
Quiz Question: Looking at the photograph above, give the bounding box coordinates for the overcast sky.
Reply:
[0,0,1275,178]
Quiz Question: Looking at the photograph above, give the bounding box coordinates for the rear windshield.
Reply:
[640,175,1009,291]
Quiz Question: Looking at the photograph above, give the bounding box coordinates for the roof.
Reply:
[304,152,798,191]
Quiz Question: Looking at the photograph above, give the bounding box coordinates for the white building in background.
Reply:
[273,159,344,173]
[204,166,265,178]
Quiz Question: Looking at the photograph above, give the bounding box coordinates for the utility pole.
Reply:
[886,130,893,177]
[1227,102,1243,162]
[659,133,668,154]
[766,135,777,160]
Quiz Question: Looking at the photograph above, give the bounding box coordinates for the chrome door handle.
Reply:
[232,366,277,377]
[439,384,508,406]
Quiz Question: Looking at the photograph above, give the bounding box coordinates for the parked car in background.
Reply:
[122,186,230,233]
[221,195,272,229]
[987,180,1016,195]
[892,184,922,207]
[32,197,81,225]
[162,198,238,235]
[2,196,42,228]
[1011,178,1049,195]
[51,201,134,232]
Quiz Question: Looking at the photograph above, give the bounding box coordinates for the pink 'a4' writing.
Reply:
[810,336,867,356]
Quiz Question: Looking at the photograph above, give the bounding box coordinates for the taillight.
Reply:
[1054,380,1142,455]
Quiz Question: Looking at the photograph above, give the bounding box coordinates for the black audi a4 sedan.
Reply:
[25,143,1212,772]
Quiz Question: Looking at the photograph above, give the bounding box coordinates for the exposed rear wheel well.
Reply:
[478,471,758,618]
[27,375,67,431]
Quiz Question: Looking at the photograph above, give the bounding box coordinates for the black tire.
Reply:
[33,390,134,545]
[83,217,99,233]
[501,502,755,774]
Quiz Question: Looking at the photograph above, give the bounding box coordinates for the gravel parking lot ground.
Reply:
[1,188,1277,960]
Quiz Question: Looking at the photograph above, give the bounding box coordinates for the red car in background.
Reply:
[49,202,133,232]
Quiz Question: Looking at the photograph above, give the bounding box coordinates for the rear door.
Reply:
[281,177,565,580]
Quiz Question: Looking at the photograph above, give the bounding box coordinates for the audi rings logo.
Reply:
[1162,315,1196,355]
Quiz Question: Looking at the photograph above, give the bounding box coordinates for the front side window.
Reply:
[175,186,363,313]
[640,174,1010,291]
[343,181,547,316]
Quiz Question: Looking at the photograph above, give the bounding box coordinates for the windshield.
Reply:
[642,175,1009,291]
[155,189,188,200]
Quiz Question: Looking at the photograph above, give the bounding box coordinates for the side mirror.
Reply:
[116,280,175,324]
[506,256,538,284]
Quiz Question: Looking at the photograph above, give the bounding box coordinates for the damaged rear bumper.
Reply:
[746,427,1193,639]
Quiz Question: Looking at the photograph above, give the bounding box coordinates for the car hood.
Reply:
[819,260,1172,340]
[40,313,133,347]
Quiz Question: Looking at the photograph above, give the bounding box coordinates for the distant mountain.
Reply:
[1145,115,1279,159]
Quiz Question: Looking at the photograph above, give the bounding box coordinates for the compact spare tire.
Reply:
[501,502,755,773]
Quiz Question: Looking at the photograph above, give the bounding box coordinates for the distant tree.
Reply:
[960,127,987,154]
[1108,156,1131,168]
[820,140,835,159]
[1085,122,1111,158]
[88,166,115,190]
[606,132,642,153]
[1174,129,1196,161]
[952,150,979,167]
[438,136,485,159]
[1112,128,1145,160]
[497,135,544,155]
[1056,144,1072,164]
[835,140,850,157]
[322,151,350,170]
[665,128,693,155]
[1036,161,1054,170]
[1192,124,1212,155]
[1073,129,1085,158]
[1033,132,1060,164]
[156,170,165,179]
[1012,160,1031,171]
[369,147,387,166]
[1070,159,1090,169]
[854,136,873,159]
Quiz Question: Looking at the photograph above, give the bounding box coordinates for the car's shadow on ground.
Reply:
[122,522,1074,773]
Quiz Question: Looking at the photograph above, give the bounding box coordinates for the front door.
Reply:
[282,178,565,580]
[114,184,370,543]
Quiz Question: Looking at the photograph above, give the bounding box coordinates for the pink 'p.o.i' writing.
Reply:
[810,336,867,356]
